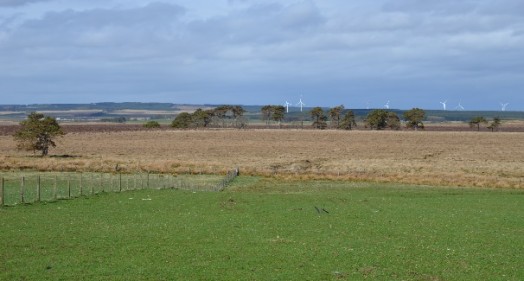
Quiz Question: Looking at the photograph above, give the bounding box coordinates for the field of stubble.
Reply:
[0,129,523,188]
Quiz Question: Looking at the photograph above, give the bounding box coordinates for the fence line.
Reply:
[0,168,239,207]
[214,168,239,191]
[0,177,4,206]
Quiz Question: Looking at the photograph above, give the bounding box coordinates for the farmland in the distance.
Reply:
[0,129,523,188]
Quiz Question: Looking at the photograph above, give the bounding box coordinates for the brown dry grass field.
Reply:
[1,129,523,188]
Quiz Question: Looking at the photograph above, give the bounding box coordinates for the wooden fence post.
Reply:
[91,174,94,195]
[54,175,57,200]
[119,173,122,192]
[147,173,150,189]
[68,178,71,199]
[79,174,83,196]
[37,175,41,202]
[0,177,4,206]
[21,176,25,204]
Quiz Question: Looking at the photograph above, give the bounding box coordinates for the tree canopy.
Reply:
[260,105,286,127]
[143,120,161,128]
[14,112,65,156]
[404,108,426,130]
[365,110,388,130]
[171,112,193,129]
[328,105,344,128]
[172,105,247,129]
[340,110,357,130]
[487,117,502,132]
[469,116,488,131]
[366,110,400,130]
[310,107,327,129]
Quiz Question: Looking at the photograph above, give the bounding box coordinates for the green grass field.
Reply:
[1,177,523,280]
[0,172,224,205]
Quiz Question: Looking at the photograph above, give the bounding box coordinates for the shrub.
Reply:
[143,121,161,129]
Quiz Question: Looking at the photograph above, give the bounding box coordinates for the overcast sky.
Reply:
[1,0,523,110]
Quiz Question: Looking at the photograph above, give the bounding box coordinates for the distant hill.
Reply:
[1,102,523,122]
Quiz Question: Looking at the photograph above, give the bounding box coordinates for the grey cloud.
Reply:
[228,0,247,4]
[2,2,186,60]
[0,1,523,109]
[278,1,324,29]
[382,0,477,15]
[188,1,324,45]
[0,0,50,7]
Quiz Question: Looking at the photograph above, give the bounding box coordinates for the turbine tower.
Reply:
[500,102,509,112]
[297,97,305,112]
[440,100,448,111]
[384,100,390,109]
[284,101,291,113]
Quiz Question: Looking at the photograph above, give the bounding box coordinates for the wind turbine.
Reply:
[439,100,448,111]
[500,102,509,111]
[284,101,291,113]
[297,97,305,112]
[455,101,465,111]
[384,100,390,109]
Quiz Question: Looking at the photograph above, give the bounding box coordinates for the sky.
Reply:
[0,0,523,110]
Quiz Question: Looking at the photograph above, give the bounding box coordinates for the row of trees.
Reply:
[262,104,417,131]
[261,105,286,127]
[365,108,426,130]
[169,105,501,132]
[171,105,247,129]
[469,116,502,132]
[260,105,502,132]
[309,106,357,130]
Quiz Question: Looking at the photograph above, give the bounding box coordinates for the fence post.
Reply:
[119,173,122,192]
[21,176,25,204]
[100,173,103,192]
[54,175,57,200]
[91,174,94,195]
[79,174,83,196]
[147,173,150,189]
[0,177,4,206]
[68,178,71,199]
[37,175,41,202]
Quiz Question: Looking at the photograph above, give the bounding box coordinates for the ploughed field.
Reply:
[1,128,523,188]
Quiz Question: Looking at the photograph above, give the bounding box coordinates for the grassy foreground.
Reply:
[1,177,523,280]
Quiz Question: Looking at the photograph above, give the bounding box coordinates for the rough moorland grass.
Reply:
[1,130,523,188]
[1,177,523,280]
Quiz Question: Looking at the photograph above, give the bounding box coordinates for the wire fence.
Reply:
[0,168,239,207]
[215,168,240,192]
